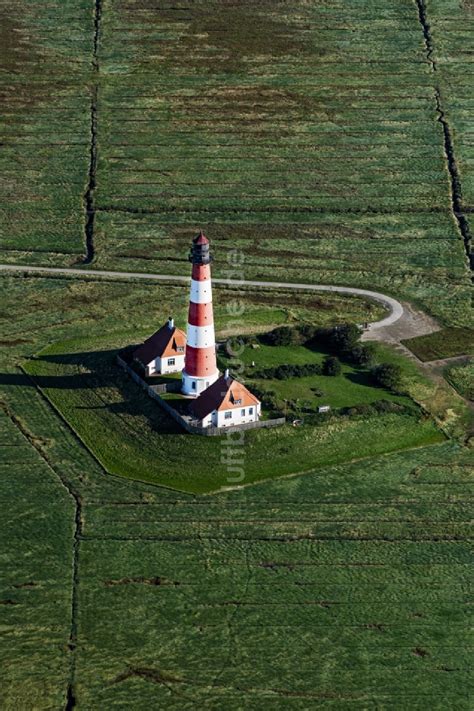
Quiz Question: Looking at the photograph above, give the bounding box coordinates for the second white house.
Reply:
[133,317,186,376]
[190,369,261,428]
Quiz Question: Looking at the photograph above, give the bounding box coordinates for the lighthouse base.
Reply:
[181,370,219,397]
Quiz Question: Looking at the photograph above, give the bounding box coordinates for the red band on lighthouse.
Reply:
[183,345,217,374]
[182,231,219,396]
[191,264,211,281]
[187,302,214,327]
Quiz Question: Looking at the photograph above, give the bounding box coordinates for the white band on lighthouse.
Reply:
[186,324,216,349]
[190,279,213,305]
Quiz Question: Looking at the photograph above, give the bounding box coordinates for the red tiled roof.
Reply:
[190,374,260,420]
[133,323,186,365]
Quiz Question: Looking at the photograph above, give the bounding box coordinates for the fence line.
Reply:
[117,356,285,436]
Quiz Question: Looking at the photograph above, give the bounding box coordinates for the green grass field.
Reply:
[1,0,473,708]
[402,327,474,361]
[445,359,474,401]
[1,274,470,708]
[219,341,409,410]
[1,1,472,325]
[23,336,442,494]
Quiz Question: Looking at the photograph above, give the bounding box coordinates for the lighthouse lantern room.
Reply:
[181,231,220,396]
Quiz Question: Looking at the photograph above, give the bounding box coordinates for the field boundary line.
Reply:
[0,393,82,711]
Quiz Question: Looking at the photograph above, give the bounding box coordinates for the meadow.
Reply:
[445,359,474,401]
[402,327,474,361]
[219,340,410,410]
[23,335,442,494]
[0,0,92,264]
[1,274,471,708]
[92,0,471,326]
[0,1,471,326]
[0,0,473,707]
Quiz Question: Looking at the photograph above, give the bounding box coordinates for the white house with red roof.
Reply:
[190,369,261,428]
[133,317,186,376]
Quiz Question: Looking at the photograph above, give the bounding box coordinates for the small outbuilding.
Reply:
[133,317,186,376]
[190,369,261,428]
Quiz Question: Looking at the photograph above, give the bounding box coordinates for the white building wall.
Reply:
[161,354,185,374]
[215,404,260,428]
[201,413,213,428]
[146,354,185,376]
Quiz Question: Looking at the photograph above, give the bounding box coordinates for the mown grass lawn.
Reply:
[255,372,407,412]
[220,342,324,368]
[24,337,444,494]
[220,341,409,412]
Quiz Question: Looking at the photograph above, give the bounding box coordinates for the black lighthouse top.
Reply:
[189,230,212,265]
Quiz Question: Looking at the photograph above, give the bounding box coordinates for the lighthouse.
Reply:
[181,231,220,396]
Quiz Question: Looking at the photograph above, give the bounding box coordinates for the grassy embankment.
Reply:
[402,328,474,362]
[24,332,443,494]
[444,359,474,401]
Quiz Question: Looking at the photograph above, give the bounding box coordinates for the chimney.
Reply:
[168,317,174,329]
[224,368,230,380]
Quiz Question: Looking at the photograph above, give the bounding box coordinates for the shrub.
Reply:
[298,324,318,342]
[306,322,362,356]
[347,343,376,367]
[274,365,289,380]
[323,355,342,376]
[371,363,402,392]
[341,400,407,417]
[330,323,362,353]
[372,399,404,413]
[253,363,323,380]
[247,385,282,415]
[262,326,302,346]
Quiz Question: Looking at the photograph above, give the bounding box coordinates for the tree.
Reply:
[298,324,317,342]
[371,363,402,391]
[330,323,362,353]
[348,343,376,367]
[323,355,342,376]
[264,326,300,346]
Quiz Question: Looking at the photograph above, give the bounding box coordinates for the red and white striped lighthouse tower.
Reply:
[181,231,220,396]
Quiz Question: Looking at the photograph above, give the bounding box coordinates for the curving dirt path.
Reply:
[0,263,442,345]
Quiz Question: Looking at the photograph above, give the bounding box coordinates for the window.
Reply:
[177,346,184,353]
[225,411,232,420]
[249,407,254,415]
[233,398,242,405]
[192,381,196,390]
[241,409,246,416]
[168,358,176,366]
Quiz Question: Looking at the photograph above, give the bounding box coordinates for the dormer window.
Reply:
[233,398,242,406]
[176,346,184,352]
